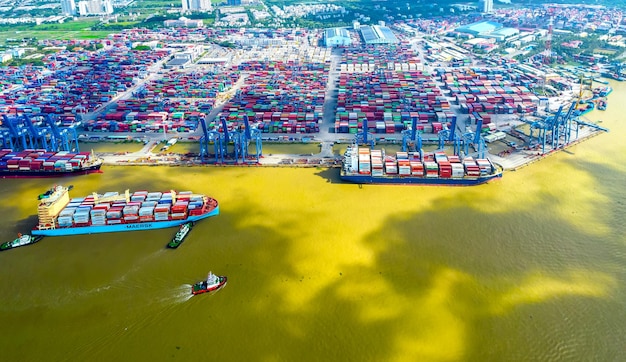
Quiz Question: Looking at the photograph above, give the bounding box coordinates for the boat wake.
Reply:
[158,284,194,304]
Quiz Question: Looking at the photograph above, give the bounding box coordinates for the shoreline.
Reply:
[95,125,607,172]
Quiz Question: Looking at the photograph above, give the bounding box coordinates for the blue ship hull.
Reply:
[32,207,219,236]
[340,173,502,185]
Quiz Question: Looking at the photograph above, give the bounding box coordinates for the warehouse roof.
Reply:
[360,25,398,44]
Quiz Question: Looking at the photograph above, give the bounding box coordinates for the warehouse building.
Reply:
[360,25,399,45]
[323,28,351,47]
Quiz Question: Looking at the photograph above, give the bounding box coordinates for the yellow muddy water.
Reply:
[1,81,626,361]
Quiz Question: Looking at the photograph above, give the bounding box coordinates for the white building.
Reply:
[324,28,351,47]
[78,0,113,16]
[164,17,204,28]
[60,0,76,15]
[483,0,493,13]
[1,53,13,63]
[11,48,26,58]
[182,0,212,12]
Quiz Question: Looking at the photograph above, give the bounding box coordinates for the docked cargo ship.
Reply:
[31,185,219,236]
[0,149,102,178]
[341,146,502,185]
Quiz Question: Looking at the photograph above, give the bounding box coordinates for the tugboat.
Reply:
[167,222,193,249]
[0,233,43,251]
[191,272,227,295]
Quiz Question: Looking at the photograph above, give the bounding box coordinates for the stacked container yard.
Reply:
[236,60,328,72]
[143,71,240,99]
[334,70,450,134]
[85,98,208,133]
[339,45,421,72]
[234,42,330,71]
[0,65,49,95]
[437,67,540,129]
[216,66,327,134]
[1,45,170,119]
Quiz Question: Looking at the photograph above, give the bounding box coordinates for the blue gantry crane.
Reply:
[437,128,461,156]
[461,118,487,159]
[40,113,80,152]
[530,101,608,154]
[1,114,31,150]
[401,117,422,157]
[355,117,375,148]
[199,114,262,164]
[21,114,53,150]
[0,129,15,149]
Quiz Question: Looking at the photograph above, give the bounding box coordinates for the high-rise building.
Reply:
[77,0,113,16]
[483,0,493,13]
[182,0,212,12]
[61,0,76,15]
[102,0,113,14]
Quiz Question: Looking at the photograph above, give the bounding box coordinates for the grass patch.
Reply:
[0,30,113,43]
[593,48,617,55]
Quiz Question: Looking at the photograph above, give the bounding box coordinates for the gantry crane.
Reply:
[21,114,53,150]
[530,100,608,154]
[1,114,31,150]
[355,117,375,149]
[199,114,262,164]
[40,113,79,152]
[401,117,423,158]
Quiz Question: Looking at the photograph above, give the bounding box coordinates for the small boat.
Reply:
[0,233,43,251]
[167,222,193,249]
[191,272,227,295]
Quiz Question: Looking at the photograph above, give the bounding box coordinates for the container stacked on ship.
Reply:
[340,145,502,186]
[0,149,103,178]
[32,186,219,236]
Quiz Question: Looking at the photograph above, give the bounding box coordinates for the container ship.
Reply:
[341,146,502,186]
[0,149,103,178]
[32,185,219,236]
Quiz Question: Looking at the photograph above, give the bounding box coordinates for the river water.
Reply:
[1,81,625,361]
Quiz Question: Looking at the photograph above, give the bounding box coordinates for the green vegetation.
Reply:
[211,40,236,48]
[0,30,113,44]
[265,0,475,25]
[2,58,44,67]
[552,33,623,62]
[133,45,153,51]
[0,19,100,33]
